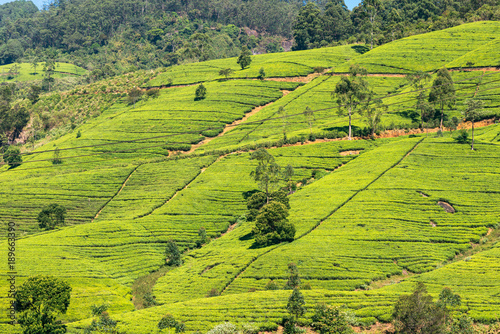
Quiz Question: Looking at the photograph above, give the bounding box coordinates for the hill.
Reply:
[1,22,500,334]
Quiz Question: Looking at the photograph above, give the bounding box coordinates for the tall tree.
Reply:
[462,99,484,150]
[237,46,252,69]
[252,201,295,245]
[287,288,306,321]
[405,71,432,129]
[250,148,281,203]
[323,0,352,42]
[429,67,456,131]
[361,0,383,50]
[165,240,182,266]
[15,276,71,334]
[333,64,369,140]
[292,2,323,50]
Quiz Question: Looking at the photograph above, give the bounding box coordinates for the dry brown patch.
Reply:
[437,201,455,213]
[339,150,360,156]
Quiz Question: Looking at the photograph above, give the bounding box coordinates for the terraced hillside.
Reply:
[1,22,500,334]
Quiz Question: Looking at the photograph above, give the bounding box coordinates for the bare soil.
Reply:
[437,201,456,213]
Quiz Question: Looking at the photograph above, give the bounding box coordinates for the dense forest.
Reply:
[0,0,498,76]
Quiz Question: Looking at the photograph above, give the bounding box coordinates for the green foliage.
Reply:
[165,240,182,266]
[253,201,295,246]
[91,304,109,317]
[37,203,66,230]
[195,83,207,100]
[219,68,234,79]
[127,87,144,106]
[237,46,252,70]
[28,85,41,104]
[462,99,484,150]
[265,280,280,290]
[392,282,448,334]
[15,276,71,334]
[429,67,456,129]
[158,314,185,333]
[3,145,22,167]
[333,65,369,139]
[311,304,355,334]
[258,67,266,80]
[454,129,470,144]
[52,147,62,165]
[284,263,301,290]
[85,311,119,334]
[250,148,282,202]
[196,227,208,247]
[450,314,475,334]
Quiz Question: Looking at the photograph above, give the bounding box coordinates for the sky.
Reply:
[1,0,362,10]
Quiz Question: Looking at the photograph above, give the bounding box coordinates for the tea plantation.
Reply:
[1,22,500,334]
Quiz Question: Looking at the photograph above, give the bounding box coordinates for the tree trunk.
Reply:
[440,107,444,131]
[348,107,352,140]
[471,122,475,150]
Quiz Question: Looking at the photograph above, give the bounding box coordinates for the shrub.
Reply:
[38,204,66,230]
[76,130,81,138]
[165,240,181,266]
[202,129,223,137]
[253,202,295,246]
[258,67,266,80]
[195,83,207,100]
[454,130,470,144]
[265,280,280,290]
[311,304,355,334]
[207,288,220,297]
[146,88,160,99]
[3,146,22,168]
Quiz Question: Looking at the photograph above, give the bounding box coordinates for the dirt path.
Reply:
[186,91,289,154]
[91,165,140,222]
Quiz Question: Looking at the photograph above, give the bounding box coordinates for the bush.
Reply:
[38,204,66,230]
[202,128,223,137]
[265,280,280,290]
[253,202,295,246]
[207,288,220,297]
[146,88,160,99]
[165,240,182,266]
[195,83,207,100]
[311,304,355,334]
[3,146,22,168]
[454,130,470,144]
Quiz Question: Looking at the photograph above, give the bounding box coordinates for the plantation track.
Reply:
[219,138,425,295]
[186,91,290,154]
[91,164,140,222]
[133,157,219,219]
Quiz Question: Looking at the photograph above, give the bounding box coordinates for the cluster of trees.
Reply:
[247,148,295,246]
[292,0,500,50]
[0,83,29,146]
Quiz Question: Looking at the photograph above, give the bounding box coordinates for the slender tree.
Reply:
[462,99,483,150]
[333,65,369,140]
[363,92,387,136]
[287,288,306,321]
[429,67,456,131]
[165,240,182,266]
[250,148,281,203]
[304,106,315,134]
[405,71,431,129]
[361,0,383,50]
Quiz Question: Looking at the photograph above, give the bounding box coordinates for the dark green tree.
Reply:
[250,148,281,203]
[219,68,234,80]
[38,203,67,230]
[52,147,62,164]
[392,282,448,334]
[311,304,355,334]
[237,46,252,70]
[284,262,301,290]
[405,71,432,129]
[361,0,383,50]
[196,227,208,247]
[3,145,22,168]
[287,288,306,321]
[333,65,369,140]
[429,67,456,131]
[323,0,353,42]
[15,276,71,334]
[195,83,207,100]
[258,67,266,80]
[28,85,41,104]
[292,2,323,51]
[165,240,182,266]
[462,99,484,150]
[253,201,295,246]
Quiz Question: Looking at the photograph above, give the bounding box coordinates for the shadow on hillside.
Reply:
[352,45,370,54]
